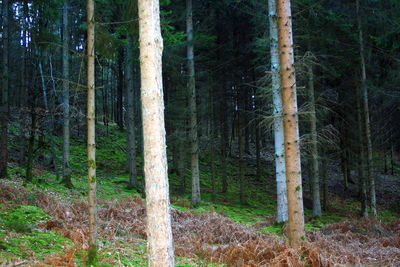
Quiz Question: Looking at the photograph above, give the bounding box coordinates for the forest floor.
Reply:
[1,126,400,266]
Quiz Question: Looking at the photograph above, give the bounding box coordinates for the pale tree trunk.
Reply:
[276,0,305,248]
[126,37,138,189]
[356,85,368,218]
[307,63,321,217]
[356,0,376,218]
[86,0,97,262]
[186,0,201,204]
[0,0,9,179]
[138,0,175,266]
[62,1,72,188]
[268,0,288,223]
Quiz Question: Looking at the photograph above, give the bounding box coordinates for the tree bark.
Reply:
[276,0,305,247]
[61,1,72,188]
[86,0,97,262]
[138,0,175,265]
[186,0,201,204]
[209,83,216,202]
[220,86,229,193]
[25,108,36,183]
[117,49,124,131]
[126,37,138,189]
[356,84,368,218]
[356,0,376,218]
[268,0,288,223]
[38,59,59,177]
[0,0,9,179]
[238,89,246,205]
[307,63,322,217]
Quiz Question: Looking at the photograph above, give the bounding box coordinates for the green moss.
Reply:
[1,232,73,260]
[1,205,48,233]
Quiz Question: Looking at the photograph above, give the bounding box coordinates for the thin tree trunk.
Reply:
[62,1,72,188]
[238,90,246,205]
[307,63,321,217]
[0,0,9,179]
[321,154,328,211]
[126,38,138,190]
[383,152,387,174]
[268,0,288,223]
[391,144,394,175]
[26,106,36,183]
[186,0,201,204]
[276,0,305,247]
[356,0,376,218]
[341,145,349,190]
[220,88,229,193]
[138,0,175,265]
[86,0,97,262]
[209,84,216,202]
[117,49,124,131]
[356,85,368,218]
[38,60,59,178]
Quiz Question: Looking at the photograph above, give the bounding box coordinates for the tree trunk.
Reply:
[391,144,394,175]
[268,0,288,223]
[126,37,138,189]
[117,49,124,131]
[276,0,305,247]
[25,107,36,183]
[38,60,59,178]
[238,90,246,205]
[220,87,229,193]
[86,0,97,262]
[209,84,216,202]
[356,0,376,218]
[307,63,321,217]
[61,1,72,188]
[186,0,201,204]
[138,0,175,265]
[356,85,368,218]
[321,154,328,212]
[0,0,9,179]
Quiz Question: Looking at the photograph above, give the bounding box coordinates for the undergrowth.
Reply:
[1,124,399,266]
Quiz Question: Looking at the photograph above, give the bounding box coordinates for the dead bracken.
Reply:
[1,180,399,266]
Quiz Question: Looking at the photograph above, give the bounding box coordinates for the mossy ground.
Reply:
[1,124,398,265]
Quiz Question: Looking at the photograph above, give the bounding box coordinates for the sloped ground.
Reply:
[1,180,399,267]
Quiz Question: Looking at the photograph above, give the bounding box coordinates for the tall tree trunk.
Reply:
[38,59,59,178]
[307,63,321,217]
[268,0,288,223]
[391,144,394,175]
[356,85,368,218]
[276,0,305,247]
[86,0,97,262]
[117,49,124,131]
[356,0,376,218]
[186,0,201,204]
[25,107,36,183]
[138,0,175,265]
[209,84,216,202]
[126,38,138,190]
[0,0,9,179]
[321,153,328,211]
[220,87,229,193]
[238,89,246,205]
[61,1,72,188]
